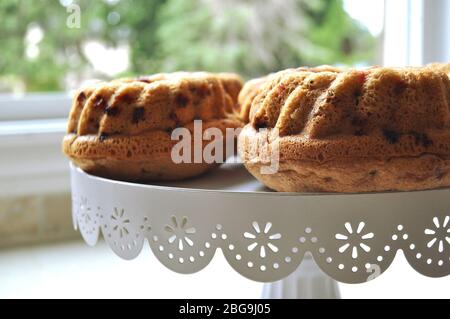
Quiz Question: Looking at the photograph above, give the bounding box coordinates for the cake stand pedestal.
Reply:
[261,253,340,299]
[70,162,450,299]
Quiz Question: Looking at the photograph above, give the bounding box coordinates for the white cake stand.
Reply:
[70,161,450,299]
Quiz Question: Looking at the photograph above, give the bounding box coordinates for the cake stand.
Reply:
[70,161,450,299]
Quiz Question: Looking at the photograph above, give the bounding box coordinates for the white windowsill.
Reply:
[0,92,72,121]
[0,118,69,197]
[0,92,72,197]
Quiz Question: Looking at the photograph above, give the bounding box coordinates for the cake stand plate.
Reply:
[70,161,450,298]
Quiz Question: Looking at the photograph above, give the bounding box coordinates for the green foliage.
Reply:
[153,0,377,77]
[0,0,377,92]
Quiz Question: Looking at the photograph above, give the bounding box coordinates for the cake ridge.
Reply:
[67,72,243,139]
[245,64,450,139]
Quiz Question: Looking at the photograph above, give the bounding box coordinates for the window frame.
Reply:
[0,92,71,121]
[0,118,68,197]
[383,0,450,66]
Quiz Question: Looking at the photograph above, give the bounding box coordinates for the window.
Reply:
[1,0,383,95]
[383,0,450,66]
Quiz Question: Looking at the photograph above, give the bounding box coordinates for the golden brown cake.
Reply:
[63,72,243,181]
[238,64,450,192]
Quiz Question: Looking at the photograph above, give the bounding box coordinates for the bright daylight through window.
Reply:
[0,0,383,94]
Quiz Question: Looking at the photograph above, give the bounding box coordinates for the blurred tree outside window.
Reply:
[0,0,381,93]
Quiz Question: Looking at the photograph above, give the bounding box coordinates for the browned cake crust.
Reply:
[238,64,450,192]
[63,72,243,181]
[238,65,342,124]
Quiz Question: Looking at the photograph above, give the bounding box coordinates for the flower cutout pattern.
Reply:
[244,222,281,258]
[165,216,196,251]
[77,196,98,234]
[335,222,374,259]
[425,216,450,253]
[110,207,130,238]
[78,196,91,225]
[140,216,152,233]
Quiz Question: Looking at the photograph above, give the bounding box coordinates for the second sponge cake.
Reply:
[238,64,450,192]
